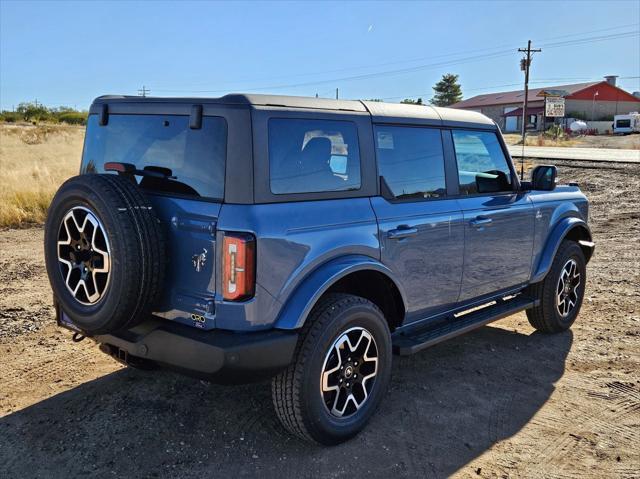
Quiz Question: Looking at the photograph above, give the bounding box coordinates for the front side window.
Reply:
[452,130,513,195]
[269,118,361,194]
[374,126,446,200]
[81,114,227,199]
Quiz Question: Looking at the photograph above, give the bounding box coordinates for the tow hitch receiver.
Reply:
[99,343,156,370]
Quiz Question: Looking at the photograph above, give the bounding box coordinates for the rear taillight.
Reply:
[222,232,256,301]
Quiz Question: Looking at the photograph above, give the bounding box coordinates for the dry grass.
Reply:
[503,132,640,149]
[531,134,578,147]
[0,124,84,227]
[502,133,578,147]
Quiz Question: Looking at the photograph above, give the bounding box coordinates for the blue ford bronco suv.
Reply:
[45,94,594,445]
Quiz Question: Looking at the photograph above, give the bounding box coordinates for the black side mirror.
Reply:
[531,165,557,191]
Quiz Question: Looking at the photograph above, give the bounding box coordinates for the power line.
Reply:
[151,29,638,95]
[151,48,517,93]
[150,22,639,90]
[540,31,639,49]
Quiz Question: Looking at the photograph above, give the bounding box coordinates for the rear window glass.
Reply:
[81,114,227,200]
[374,125,446,200]
[268,118,361,194]
[616,119,631,128]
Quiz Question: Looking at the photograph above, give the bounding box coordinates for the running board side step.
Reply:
[392,296,538,356]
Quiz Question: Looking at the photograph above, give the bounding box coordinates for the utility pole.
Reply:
[518,40,541,178]
[336,88,339,100]
[591,91,599,121]
[138,85,150,97]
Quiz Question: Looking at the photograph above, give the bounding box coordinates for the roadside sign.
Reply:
[546,97,565,117]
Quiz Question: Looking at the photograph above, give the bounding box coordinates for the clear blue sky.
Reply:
[1,0,638,110]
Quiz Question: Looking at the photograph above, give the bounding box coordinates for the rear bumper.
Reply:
[58,309,298,383]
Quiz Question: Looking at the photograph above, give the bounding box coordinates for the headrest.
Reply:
[302,137,332,161]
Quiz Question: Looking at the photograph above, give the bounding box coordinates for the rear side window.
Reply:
[268,118,361,194]
[81,114,227,200]
[452,130,512,195]
[374,125,446,200]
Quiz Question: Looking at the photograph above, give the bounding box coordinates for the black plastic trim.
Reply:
[98,103,108,126]
[441,128,460,196]
[63,317,298,383]
[190,104,203,129]
[393,295,537,355]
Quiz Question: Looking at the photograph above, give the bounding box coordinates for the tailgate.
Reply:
[150,195,221,330]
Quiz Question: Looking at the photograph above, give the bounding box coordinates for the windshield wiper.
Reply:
[104,162,176,180]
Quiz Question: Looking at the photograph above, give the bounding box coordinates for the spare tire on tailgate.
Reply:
[44,174,166,335]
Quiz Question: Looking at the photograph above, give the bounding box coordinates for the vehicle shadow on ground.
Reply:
[1,324,572,478]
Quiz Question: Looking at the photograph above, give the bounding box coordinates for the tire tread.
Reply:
[45,173,166,334]
[271,293,384,443]
[526,240,585,333]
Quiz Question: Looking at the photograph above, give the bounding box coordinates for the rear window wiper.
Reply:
[104,162,176,180]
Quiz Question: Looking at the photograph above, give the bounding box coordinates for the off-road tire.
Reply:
[271,293,392,445]
[526,240,586,333]
[44,174,165,335]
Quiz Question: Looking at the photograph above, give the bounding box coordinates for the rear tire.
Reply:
[526,240,586,333]
[271,293,392,445]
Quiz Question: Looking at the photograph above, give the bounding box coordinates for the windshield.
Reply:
[81,114,227,200]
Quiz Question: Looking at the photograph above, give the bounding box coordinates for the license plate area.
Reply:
[54,298,82,333]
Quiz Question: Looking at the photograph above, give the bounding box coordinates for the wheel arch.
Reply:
[531,217,594,284]
[273,255,407,331]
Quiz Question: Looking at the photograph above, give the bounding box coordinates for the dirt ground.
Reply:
[0,162,638,478]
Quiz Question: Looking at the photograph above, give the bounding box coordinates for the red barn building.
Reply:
[451,76,640,132]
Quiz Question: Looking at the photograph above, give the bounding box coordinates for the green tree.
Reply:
[400,98,423,105]
[430,74,463,107]
[1,103,89,125]
[0,111,21,122]
[16,102,52,122]
[57,111,88,125]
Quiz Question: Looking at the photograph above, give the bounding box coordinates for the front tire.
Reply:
[271,294,392,445]
[526,240,586,333]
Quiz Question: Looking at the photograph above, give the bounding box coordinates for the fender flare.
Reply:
[531,217,593,284]
[273,255,408,330]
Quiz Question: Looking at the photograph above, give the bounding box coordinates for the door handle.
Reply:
[470,216,493,227]
[388,226,418,239]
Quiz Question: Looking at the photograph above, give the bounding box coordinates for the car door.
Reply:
[371,125,464,323]
[451,129,535,302]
